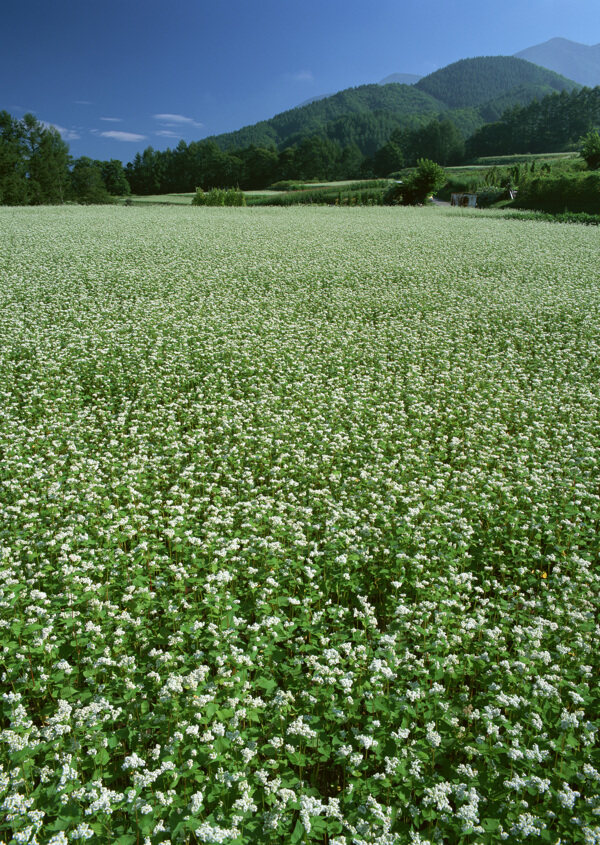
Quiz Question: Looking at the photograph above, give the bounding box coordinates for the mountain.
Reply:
[515,38,600,88]
[297,94,333,107]
[298,74,422,108]
[414,56,578,108]
[210,84,445,152]
[205,56,579,156]
[379,73,422,85]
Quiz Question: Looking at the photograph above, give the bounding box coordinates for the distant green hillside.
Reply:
[117,56,586,196]
[210,84,445,152]
[206,57,579,158]
[415,56,578,108]
[467,85,600,157]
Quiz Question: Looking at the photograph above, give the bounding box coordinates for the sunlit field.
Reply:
[1,205,599,844]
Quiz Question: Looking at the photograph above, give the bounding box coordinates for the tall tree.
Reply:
[101,159,131,195]
[373,140,404,176]
[240,146,279,189]
[70,157,111,204]
[394,118,464,167]
[0,111,29,204]
[294,136,342,181]
[27,121,70,203]
[0,111,70,204]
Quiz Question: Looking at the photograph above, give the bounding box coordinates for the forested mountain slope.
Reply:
[206,57,578,156]
[467,85,600,157]
[414,56,578,108]
[211,85,445,152]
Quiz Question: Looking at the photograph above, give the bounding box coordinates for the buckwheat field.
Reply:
[1,205,599,845]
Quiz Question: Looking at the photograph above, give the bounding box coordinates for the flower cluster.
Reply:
[0,204,599,843]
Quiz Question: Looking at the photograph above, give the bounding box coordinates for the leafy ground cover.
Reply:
[120,194,196,206]
[245,181,390,207]
[472,153,579,167]
[1,206,599,844]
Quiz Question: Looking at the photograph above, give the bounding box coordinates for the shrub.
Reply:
[580,130,600,170]
[476,186,507,208]
[384,159,446,205]
[246,183,387,207]
[513,171,600,214]
[224,187,246,206]
[192,187,246,207]
[268,180,305,191]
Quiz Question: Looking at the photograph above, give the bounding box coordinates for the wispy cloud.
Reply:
[42,121,81,141]
[291,70,314,82]
[155,130,179,138]
[153,113,203,128]
[100,130,147,142]
[100,117,122,122]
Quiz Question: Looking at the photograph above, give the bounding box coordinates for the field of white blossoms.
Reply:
[1,205,599,845]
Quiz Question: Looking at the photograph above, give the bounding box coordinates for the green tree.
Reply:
[70,157,111,204]
[373,141,404,176]
[580,129,600,170]
[240,146,279,189]
[407,158,446,202]
[338,143,364,179]
[101,159,131,195]
[396,118,464,167]
[0,111,70,204]
[384,158,446,205]
[0,111,29,204]
[28,127,70,203]
[125,147,165,194]
[295,136,342,181]
[276,146,297,181]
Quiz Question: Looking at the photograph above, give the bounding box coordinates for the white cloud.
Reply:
[100,131,147,142]
[155,130,179,137]
[42,121,81,140]
[100,117,123,122]
[291,70,314,82]
[153,113,203,128]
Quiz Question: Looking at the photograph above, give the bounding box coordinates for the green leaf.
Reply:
[255,676,277,693]
[290,819,305,844]
[139,814,155,835]
[96,747,110,765]
[482,818,500,832]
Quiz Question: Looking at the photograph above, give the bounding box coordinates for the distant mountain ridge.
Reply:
[208,56,578,155]
[379,73,422,85]
[414,55,577,107]
[515,38,600,88]
[213,84,445,153]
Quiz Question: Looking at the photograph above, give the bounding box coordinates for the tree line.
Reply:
[0,111,130,205]
[124,118,470,195]
[0,113,466,203]
[467,87,600,157]
[1,85,599,203]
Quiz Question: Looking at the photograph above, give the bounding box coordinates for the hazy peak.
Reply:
[514,38,600,87]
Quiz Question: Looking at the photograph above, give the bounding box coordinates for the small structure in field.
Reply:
[451,192,477,208]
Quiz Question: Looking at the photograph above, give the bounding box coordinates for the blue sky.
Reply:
[2,0,599,163]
